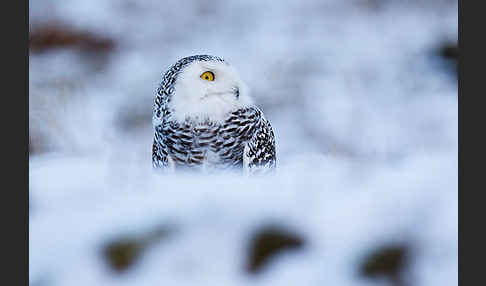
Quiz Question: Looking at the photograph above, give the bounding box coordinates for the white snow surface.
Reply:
[29,0,457,285]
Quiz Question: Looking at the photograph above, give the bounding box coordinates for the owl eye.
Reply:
[200,71,215,81]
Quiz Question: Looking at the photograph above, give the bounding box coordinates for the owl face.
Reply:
[168,58,253,122]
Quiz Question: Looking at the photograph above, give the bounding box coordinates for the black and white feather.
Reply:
[152,55,276,173]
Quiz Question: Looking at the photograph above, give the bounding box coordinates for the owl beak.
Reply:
[202,87,240,100]
[232,86,240,99]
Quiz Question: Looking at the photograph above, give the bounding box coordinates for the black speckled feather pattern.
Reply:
[152,55,276,172]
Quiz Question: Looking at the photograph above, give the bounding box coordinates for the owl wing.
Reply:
[152,126,174,170]
[243,114,277,173]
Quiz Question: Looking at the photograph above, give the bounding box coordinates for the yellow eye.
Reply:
[200,71,215,81]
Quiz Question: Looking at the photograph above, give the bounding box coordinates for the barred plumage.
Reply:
[152,55,276,173]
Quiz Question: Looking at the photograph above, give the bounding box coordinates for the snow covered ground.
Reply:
[29,0,457,285]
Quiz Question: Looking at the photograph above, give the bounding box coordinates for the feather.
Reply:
[152,55,276,173]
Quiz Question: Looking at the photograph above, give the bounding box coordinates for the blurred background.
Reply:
[29,0,457,285]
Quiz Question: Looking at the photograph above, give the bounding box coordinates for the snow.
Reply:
[29,0,457,285]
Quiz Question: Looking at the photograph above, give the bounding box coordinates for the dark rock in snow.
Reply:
[103,225,174,273]
[29,22,115,54]
[246,225,305,274]
[360,243,411,286]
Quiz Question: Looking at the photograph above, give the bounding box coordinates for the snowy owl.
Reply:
[152,55,276,173]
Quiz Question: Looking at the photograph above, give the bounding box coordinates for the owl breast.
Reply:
[159,108,260,170]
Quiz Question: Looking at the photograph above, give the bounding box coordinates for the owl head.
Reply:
[154,55,253,124]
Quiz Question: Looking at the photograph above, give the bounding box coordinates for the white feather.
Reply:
[169,60,253,122]
[243,144,250,174]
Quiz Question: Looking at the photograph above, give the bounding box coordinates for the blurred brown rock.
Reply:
[29,22,115,54]
[360,244,411,286]
[246,225,304,274]
[103,225,174,273]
